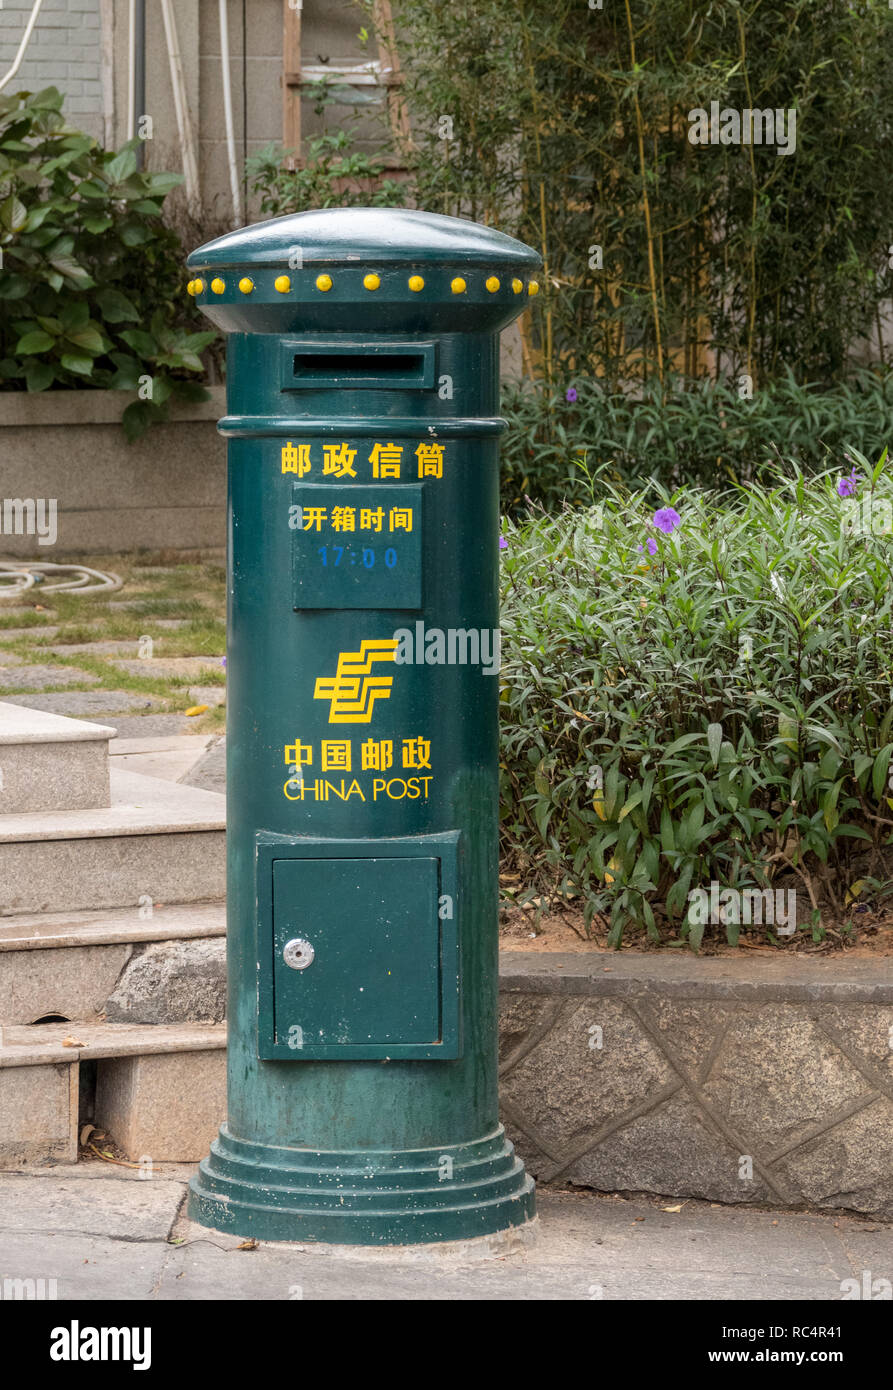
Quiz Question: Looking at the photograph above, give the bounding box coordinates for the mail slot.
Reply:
[284,340,436,390]
[184,207,540,1246]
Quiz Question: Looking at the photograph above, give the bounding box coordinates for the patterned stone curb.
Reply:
[499,951,893,1219]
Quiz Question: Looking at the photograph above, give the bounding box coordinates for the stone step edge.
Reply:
[0,767,225,844]
[0,899,226,952]
[0,701,116,746]
[0,1021,226,1069]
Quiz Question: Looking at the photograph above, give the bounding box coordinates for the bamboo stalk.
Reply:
[623,0,663,384]
[737,10,758,384]
[521,21,553,388]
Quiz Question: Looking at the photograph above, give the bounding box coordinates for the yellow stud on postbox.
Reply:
[316,273,333,292]
[408,275,424,292]
[485,276,500,293]
[528,280,540,296]
[238,277,254,294]
[450,277,466,294]
[363,273,380,291]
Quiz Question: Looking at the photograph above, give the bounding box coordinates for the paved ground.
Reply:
[0,556,226,737]
[1,1163,889,1300]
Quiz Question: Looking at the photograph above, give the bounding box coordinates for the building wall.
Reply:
[0,0,103,139]
[0,1,376,228]
[0,2,523,373]
[105,0,383,231]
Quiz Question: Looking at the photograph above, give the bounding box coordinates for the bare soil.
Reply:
[499,896,893,957]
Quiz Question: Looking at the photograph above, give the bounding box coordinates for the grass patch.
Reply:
[0,554,226,709]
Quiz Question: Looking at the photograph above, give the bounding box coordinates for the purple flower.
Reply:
[221,656,227,668]
[565,387,577,403]
[652,506,681,534]
[837,467,860,498]
[499,536,509,550]
[637,537,659,556]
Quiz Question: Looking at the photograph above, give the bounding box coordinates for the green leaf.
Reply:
[618,789,643,821]
[156,349,204,373]
[0,194,27,233]
[15,329,55,355]
[122,398,160,441]
[24,360,54,391]
[872,745,893,801]
[48,255,93,288]
[60,352,94,376]
[144,172,183,197]
[178,331,218,353]
[822,779,843,833]
[104,145,138,186]
[707,722,723,767]
[119,223,150,247]
[21,204,54,233]
[80,214,113,235]
[58,300,89,332]
[119,328,158,358]
[65,325,105,355]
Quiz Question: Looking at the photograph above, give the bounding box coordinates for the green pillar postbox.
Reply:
[184,208,540,1245]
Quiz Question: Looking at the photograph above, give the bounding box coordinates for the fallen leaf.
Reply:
[62,1035,86,1048]
[89,1142,143,1169]
[185,704,209,717]
[79,1123,95,1146]
[662,1204,684,1213]
[237,1239,259,1251]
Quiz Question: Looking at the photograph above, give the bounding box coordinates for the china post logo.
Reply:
[313,639,398,722]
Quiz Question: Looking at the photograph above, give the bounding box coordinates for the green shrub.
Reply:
[500,371,893,512]
[498,450,893,946]
[246,80,406,216]
[0,86,217,438]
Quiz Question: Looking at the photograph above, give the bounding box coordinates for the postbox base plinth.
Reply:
[187,1123,536,1246]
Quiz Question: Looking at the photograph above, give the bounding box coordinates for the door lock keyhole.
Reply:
[283,938,315,970]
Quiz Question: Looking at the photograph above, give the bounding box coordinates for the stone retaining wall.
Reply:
[0,388,226,556]
[69,940,893,1216]
[499,952,893,1220]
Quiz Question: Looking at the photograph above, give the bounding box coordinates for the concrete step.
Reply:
[0,899,227,952]
[108,733,218,785]
[0,901,226,1025]
[0,1021,226,1167]
[0,768,225,915]
[0,701,114,814]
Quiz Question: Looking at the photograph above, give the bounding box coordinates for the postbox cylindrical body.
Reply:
[185,209,540,1244]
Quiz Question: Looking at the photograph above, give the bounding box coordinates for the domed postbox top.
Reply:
[185,207,541,335]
